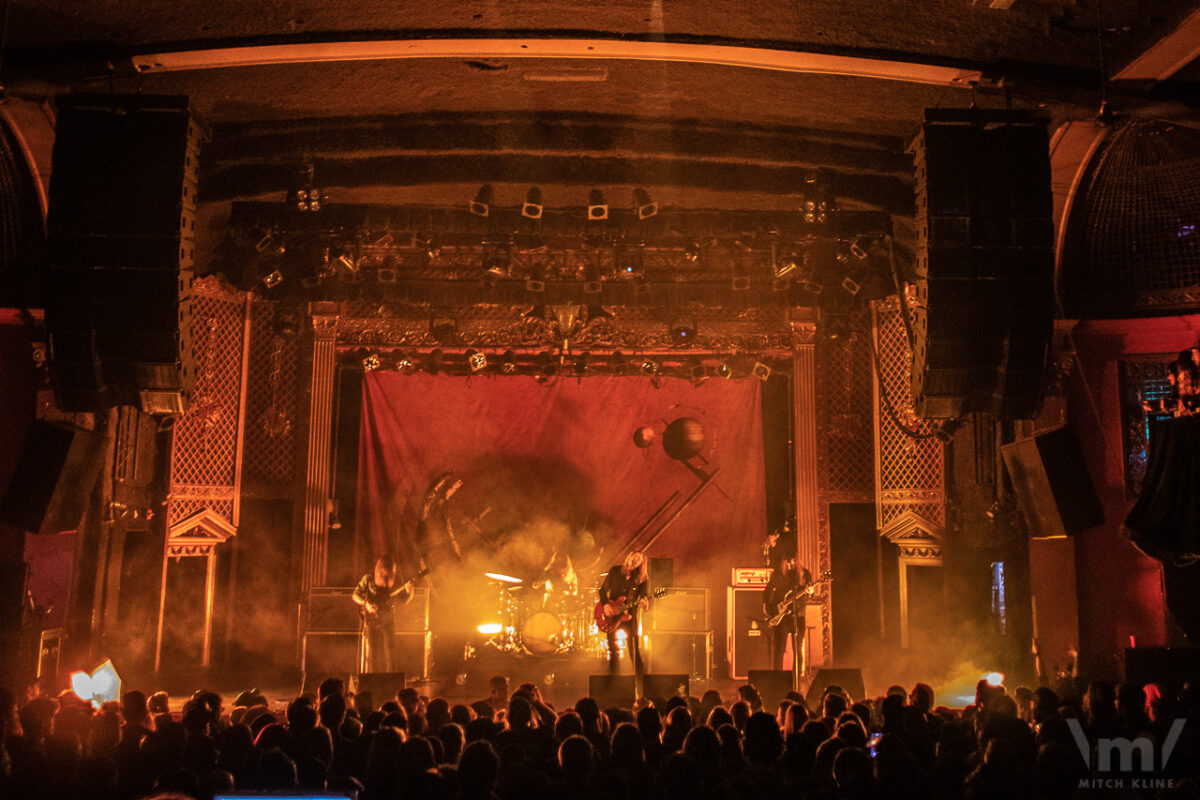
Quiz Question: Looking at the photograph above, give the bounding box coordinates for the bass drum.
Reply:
[521,611,565,656]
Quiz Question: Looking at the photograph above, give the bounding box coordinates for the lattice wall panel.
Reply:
[872,295,945,531]
[242,301,299,486]
[168,280,246,526]
[816,311,875,498]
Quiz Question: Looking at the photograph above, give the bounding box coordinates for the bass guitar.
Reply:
[767,571,832,628]
[594,588,667,634]
[359,566,429,625]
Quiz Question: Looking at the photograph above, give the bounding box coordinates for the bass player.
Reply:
[352,554,419,673]
[762,554,813,673]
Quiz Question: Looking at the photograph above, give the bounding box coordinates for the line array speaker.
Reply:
[911,109,1054,420]
[45,93,202,414]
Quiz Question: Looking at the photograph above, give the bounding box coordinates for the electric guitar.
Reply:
[359,566,429,625]
[594,588,668,634]
[767,571,832,628]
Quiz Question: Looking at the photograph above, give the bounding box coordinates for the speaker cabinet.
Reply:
[728,587,771,679]
[911,109,1053,420]
[643,673,689,700]
[589,674,635,708]
[302,631,359,679]
[748,669,795,710]
[307,588,359,633]
[46,93,201,414]
[648,587,707,632]
[805,667,866,706]
[0,421,105,534]
[1001,426,1104,538]
[355,672,406,704]
[646,632,711,678]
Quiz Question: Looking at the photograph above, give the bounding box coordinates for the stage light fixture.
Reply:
[841,276,861,295]
[362,352,381,371]
[500,350,519,375]
[802,281,824,294]
[752,361,772,382]
[471,184,495,217]
[522,187,544,219]
[573,351,592,376]
[633,188,657,220]
[716,360,734,379]
[535,351,559,379]
[850,237,870,260]
[587,189,608,220]
[669,319,697,346]
[640,357,660,376]
[424,349,444,375]
[466,349,488,373]
[687,357,707,382]
[374,231,395,247]
[525,262,546,293]
[396,353,417,374]
[289,163,323,213]
[421,234,442,260]
[611,351,630,376]
[774,252,804,279]
[262,269,284,289]
[732,274,750,291]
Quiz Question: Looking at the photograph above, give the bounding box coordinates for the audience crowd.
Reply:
[1,671,1196,799]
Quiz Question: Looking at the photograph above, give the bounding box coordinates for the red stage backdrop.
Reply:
[357,372,768,592]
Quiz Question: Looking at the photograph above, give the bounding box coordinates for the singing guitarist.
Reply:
[597,552,650,681]
[762,555,813,674]
[352,554,418,673]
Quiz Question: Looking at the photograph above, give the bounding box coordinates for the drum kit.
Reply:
[480,571,603,657]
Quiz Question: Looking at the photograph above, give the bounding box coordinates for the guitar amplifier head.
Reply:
[732,567,773,587]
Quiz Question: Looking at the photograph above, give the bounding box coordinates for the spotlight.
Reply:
[522,187,544,219]
[500,350,519,375]
[611,351,630,376]
[477,623,502,635]
[841,276,861,295]
[396,354,417,374]
[70,660,121,709]
[801,170,834,225]
[262,269,284,289]
[587,189,608,221]
[466,350,488,373]
[687,357,707,382]
[573,351,592,376]
[633,187,657,220]
[640,357,660,376]
[774,252,804,279]
[289,163,323,213]
[850,237,870,260]
[421,235,442,260]
[536,351,558,379]
[470,184,495,217]
[363,352,381,371]
[336,249,359,274]
[716,360,733,379]
[669,319,697,346]
[424,349,444,375]
[752,361,772,382]
[802,281,824,294]
[525,270,546,294]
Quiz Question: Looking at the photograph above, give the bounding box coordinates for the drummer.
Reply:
[539,548,578,596]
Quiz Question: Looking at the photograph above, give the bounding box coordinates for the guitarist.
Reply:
[352,554,415,673]
[597,551,650,680]
[762,555,812,673]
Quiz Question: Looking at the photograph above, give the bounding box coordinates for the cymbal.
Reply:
[485,571,522,584]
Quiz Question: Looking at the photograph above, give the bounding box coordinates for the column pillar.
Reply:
[791,312,829,663]
[302,306,339,592]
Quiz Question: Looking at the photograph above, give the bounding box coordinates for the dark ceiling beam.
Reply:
[205,154,914,213]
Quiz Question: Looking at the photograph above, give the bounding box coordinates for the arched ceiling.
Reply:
[4,0,1197,216]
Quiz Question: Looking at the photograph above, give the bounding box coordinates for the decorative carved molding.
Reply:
[880,488,945,503]
[334,304,797,352]
[898,545,943,560]
[167,543,219,558]
[169,485,236,499]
